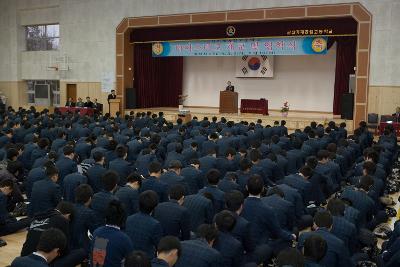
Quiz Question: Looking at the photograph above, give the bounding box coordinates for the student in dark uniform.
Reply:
[11,228,67,267]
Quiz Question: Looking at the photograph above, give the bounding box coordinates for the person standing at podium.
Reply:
[226,81,234,92]
[107,90,117,113]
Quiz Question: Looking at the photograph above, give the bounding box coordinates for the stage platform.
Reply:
[126,107,354,132]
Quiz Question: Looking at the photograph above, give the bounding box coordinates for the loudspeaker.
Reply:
[341,93,354,120]
[125,88,137,109]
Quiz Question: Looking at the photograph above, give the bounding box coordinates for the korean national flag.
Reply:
[235,55,274,78]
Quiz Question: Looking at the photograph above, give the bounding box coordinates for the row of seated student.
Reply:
[0,106,398,267]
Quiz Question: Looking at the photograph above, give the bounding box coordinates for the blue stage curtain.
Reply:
[134,43,183,108]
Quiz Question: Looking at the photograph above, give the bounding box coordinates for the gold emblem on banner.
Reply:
[311,37,327,53]
[226,26,236,37]
[152,42,164,55]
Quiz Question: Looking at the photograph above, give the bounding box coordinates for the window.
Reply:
[25,24,59,51]
[26,80,60,106]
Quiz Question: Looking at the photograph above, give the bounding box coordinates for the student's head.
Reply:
[6,148,19,161]
[139,190,159,214]
[168,160,182,175]
[225,148,236,159]
[105,200,126,227]
[246,175,264,196]
[125,251,151,267]
[75,184,93,205]
[317,150,330,162]
[206,169,221,185]
[196,224,218,246]
[148,161,162,177]
[276,247,304,267]
[115,145,127,159]
[36,228,67,263]
[102,171,119,192]
[327,198,345,216]
[299,165,313,178]
[249,149,261,163]
[156,236,181,266]
[225,190,244,214]
[303,235,327,263]
[189,158,200,169]
[126,172,142,190]
[313,210,333,230]
[0,179,13,195]
[168,184,185,204]
[56,201,75,221]
[93,151,105,164]
[214,210,236,232]
[38,138,49,149]
[358,175,374,191]
[7,161,22,177]
[239,158,252,172]
[63,145,75,158]
[46,165,59,183]
[306,156,318,169]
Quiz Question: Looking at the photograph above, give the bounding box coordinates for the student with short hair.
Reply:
[115,172,141,216]
[141,161,168,202]
[109,145,134,185]
[0,179,31,237]
[11,228,67,267]
[86,151,107,193]
[125,190,162,259]
[28,165,62,216]
[91,171,119,225]
[91,200,133,267]
[55,145,78,184]
[175,224,222,267]
[303,235,327,267]
[154,184,190,240]
[125,251,151,267]
[151,236,181,267]
[71,184,100,252]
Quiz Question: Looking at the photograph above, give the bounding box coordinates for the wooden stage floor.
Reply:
[127,107,354,132]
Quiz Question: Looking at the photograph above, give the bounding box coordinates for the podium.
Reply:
[219,91,238,113]
[109,99,120,116]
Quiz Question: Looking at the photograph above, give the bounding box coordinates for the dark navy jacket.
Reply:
[181,166,204,195]
[71,203,100,251]
[11,254,48,267]
[141,176,169,203]
[213,231,244,267]
[125,212,163,259]
[298,228,354,267]
[55,156,78,184]
[262,194,295,230]
[241,197,293,245]
[160,171,189,192]
[115,185,139,216]
[25,167,46,200]
[86,163,107,193]
[109,157,135,185]
[91,190,118,225]
[183,194,214,232]
[62,172,87,202]
[198,185,225,213]
[175,239,223,267]
[28,178,61,216]
[154,200,191,240]
[218,177,240,193]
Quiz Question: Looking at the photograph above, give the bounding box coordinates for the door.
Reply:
[66,84,77,102]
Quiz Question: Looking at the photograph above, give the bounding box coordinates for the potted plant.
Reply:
[281,101,289,117]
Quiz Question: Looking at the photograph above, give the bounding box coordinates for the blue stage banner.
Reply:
[152,37,328,57]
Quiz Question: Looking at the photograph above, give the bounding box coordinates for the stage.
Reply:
[126,107,354,132]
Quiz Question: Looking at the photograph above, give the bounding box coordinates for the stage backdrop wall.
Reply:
[183,43,336,112]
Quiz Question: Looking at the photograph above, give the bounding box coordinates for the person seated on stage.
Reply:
[92,98,100,109]
[392,106,400,122]
[65,97,75,107]
[84,96,93,108]
[11,228,67,267]
[226,81,234,92]
[75,97,84,107]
